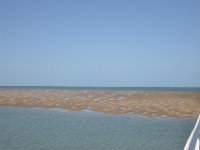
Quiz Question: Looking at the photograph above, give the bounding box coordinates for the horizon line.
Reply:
[0,86,200,88]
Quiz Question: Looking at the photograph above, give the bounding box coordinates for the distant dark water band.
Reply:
[0,86,200,92]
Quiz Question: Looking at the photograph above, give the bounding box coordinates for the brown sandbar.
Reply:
[0,89,199,118]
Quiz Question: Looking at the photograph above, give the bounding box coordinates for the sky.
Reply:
[0,0,200,87]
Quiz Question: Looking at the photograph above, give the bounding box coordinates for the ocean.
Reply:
[0,86,199,150]
[0,107,195,150]
[1,86,200,92]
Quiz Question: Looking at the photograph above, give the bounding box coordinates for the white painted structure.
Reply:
[184,114,200,150]
[194,139,199,150]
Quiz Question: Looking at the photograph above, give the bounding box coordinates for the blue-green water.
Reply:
[0,107,195,150]
[0,86,200,92]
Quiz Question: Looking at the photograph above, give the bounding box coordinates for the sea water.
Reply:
[0,107,195,150]
[1,86,200,92]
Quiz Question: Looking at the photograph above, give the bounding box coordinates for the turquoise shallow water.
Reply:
[0,107,195,150]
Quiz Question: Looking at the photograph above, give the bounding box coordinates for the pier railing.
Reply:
[184,114,200,150]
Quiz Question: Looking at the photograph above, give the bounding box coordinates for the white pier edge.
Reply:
[184,114,200,150]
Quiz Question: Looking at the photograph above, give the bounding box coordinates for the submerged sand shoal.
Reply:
[0,89,200,118]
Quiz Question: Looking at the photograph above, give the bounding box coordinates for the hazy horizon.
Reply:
[0,85,200,88]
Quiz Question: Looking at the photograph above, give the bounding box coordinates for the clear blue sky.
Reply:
[0,0,200,87]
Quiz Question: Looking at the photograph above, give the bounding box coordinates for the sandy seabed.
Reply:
[0,89,200,118]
